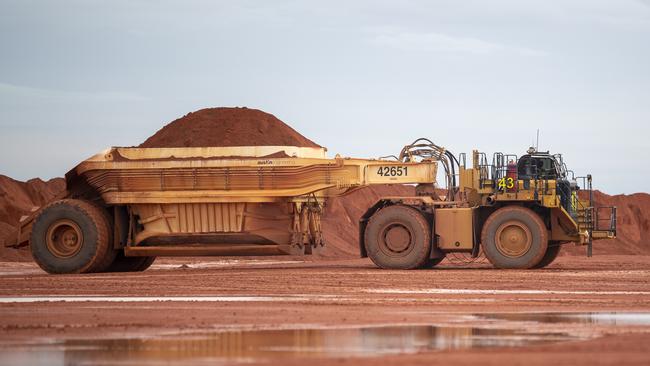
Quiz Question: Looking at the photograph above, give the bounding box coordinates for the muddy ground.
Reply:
[0,255,649,365]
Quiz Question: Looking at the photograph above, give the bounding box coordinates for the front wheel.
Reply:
[481,206,548,269]
[364,205,431,269]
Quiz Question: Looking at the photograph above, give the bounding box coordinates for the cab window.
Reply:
[517,157,557,180]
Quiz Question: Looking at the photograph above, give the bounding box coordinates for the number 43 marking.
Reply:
[498,177,515,189]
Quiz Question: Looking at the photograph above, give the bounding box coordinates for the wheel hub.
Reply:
[495,220,532,258]
[381,224,413,254]
[46,219,83,258]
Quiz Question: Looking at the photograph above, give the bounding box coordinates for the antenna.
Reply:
[536,129,539,151]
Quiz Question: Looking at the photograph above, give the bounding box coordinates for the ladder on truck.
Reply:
[575,175,617,256]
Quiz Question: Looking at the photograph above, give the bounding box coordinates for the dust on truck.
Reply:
[5,139,616,274]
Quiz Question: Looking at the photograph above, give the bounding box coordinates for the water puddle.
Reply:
[0,325,579,365]
[1,312,648,365]
[485,312,650,325]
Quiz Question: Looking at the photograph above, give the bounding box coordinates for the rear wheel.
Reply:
[533,244,561,269]
[107,251,156,272]
[364,205,431,269]
[30,199,116,274]
[481,206,548,269]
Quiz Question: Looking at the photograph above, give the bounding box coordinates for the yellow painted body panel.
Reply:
[435,208,475,250]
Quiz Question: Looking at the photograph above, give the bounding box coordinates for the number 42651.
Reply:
[377,166,408,177]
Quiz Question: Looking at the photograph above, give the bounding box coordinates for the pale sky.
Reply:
[1,0,649,194]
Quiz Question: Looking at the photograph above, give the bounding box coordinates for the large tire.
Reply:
[107,251,156,272]
[364,205,431,269]
[534,244,561,269]
[30,199,116,274]
[481,206,548,269]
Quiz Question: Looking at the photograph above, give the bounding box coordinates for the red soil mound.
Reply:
[0,175,65,261]
[140,107,321,148]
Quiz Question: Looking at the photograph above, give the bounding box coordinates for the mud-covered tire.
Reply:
[107,252,156,272]
[481,206,548,269]
[420,256,445,269]
[533,244,561,269]
[364,205,431,269]
[30,199,116,274]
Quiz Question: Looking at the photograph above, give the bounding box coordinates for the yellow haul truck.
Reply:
[5,139,616,274]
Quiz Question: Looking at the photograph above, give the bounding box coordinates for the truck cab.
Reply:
[517,151,562,181]
[516,150,573,215]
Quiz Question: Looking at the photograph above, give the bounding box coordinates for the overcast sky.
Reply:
[1,0,649,194]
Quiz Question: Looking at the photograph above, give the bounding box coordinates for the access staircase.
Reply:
[575,175,617,256]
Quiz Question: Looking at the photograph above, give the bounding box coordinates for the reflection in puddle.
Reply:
[1,312,649,366]
[0,325,577,366]
[485,312,650,325]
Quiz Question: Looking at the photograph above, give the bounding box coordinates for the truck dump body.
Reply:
[68,146,436,204]
[10,145,437,260]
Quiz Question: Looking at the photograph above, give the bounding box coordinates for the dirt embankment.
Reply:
[0,175,65,261]
[0,106,647,260]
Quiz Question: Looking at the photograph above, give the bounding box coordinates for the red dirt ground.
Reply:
[0,255,649,365]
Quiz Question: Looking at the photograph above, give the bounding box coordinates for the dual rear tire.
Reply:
[30,199,154,274]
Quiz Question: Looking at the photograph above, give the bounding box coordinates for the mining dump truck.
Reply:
[5,139,616,274]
